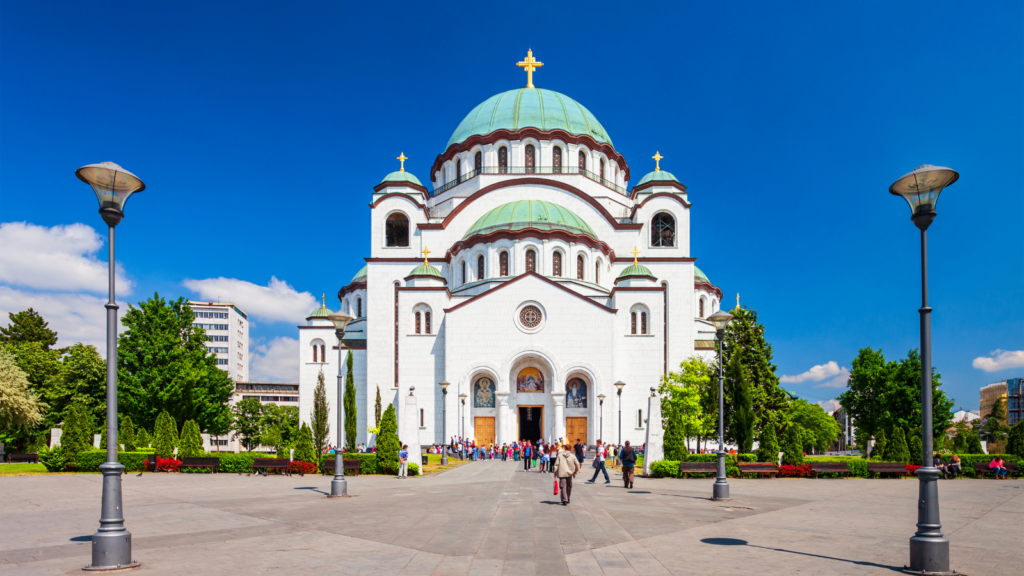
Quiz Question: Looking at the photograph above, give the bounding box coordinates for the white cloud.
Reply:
[817,399,841,413]
[250,337,298,382]
[972,350,1024,373]
[815,367,851,389]
[781,361,843,384]
[0,222,132,294]
[0,286,123,350]
[182,276,317,324]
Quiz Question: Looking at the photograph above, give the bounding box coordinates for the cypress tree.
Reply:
[344,351,357,451]
[61,403,93,454]
[873,429,888,460]
[966,432,984,454]
[374,385,382,427]
[781,423,803,465]
[721,306,789,433]
[728,347,755,453]
[293,422,317,464]
[907,427,922,464]
[756,417,780,464]
[310,370,330,464]
[136,428,151,448]
[953,430,968,453]
[120,415,137,451]
[663,409,688,461]
[888,427,910,463]
[153,410,178,458]
[178,419,203,458]
[99,422,107,450]
[377,404,400,473]
[1006,421,1024,459]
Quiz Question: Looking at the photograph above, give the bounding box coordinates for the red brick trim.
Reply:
[338,281,367,300]
[372,180,430,196]
[611,256,697,263]
[631,180,688,196]
[694,281,723,300]
[368,193,432,219]
[443,271,616,314]
[629,192,691,220]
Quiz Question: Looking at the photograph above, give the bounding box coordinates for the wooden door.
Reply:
[475,417,495,447]
[566,417,587,444]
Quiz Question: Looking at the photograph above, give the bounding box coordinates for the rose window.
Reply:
[519,305,542,328]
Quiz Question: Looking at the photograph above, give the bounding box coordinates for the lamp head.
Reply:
[651,387,657,397]
[409,386,415,396]
[439,380,450,393]
[326,311,353,336]
[889,164,958,230]
[76,162,145,227]
[614,381,626,394]
[708,309,734,333]
[597,394,606,403]
[459,392,467,403]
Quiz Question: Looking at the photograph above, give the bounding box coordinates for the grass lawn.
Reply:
[0,463,61,476]
[421,453,472,475]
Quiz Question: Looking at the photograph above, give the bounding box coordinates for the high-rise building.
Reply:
[188,301,249,383]
[979,381,1008,421]
[1007,377,1023,426]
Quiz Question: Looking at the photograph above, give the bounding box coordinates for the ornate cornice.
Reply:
[368,193,432,219]
[337,281,366,301]
[631,180,687,196]
[444,271,616,314]
[448,228,615,260]
[372,180,430,196]
[694,281,723,300]
[629,192,691,220]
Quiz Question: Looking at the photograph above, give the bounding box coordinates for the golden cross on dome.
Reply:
[517,49,544,88]
[397,152,408,172]
[422,246,431,265]
[652,151,664,172]
[322,293,326,308]
[736,292,740,309]
[631,246,640,265]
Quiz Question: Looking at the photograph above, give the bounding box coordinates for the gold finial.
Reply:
[516,49,544,88]
[736,292,740,309]
[421,246,431,266]
[652,151,663,172]
[397,152,408,172]
[322,293,326,308]
[631,246,640,265]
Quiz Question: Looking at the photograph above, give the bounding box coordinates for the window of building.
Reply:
[577,255,584,280]
[193,323,228,331]
[499,251,509,276]
[385,213,410,247]
[425,311,432,334]
[474,151,482,171]
[194,311,229,319]
[553,146,562,173]
[461,260,467,285]
[356,298,362,318]
[638,409,643,428]
[578,150,587,172]
[525,249,536,273]
[415,312,421,334]
[321,344,325,361]
[651,213,676,247]
[477,255,485,280]
[312,344,318,363]
[699,297,705,318]
[599,159,605,180]
[520,305,542,328]
[217,359,229,365]
[207,335,229,342]
[641,312,648,335]
[420,408,424,427]
[552,251,562,276]
[525,144,536,173]
[595,261,600,284]
[631,312,637,335]
[237,352,243,360]
[498,146,508,172]
[207,347,228,354]
[454,159,461,183]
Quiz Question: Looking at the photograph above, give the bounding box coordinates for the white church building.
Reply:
[298,51,724,450]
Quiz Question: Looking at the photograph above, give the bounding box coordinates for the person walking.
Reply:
[574,439,585,464]
[554,443,580,506]
[620,441,636,489]
[587,440,610,484]
[523,442,532,471]
[539,446,550,473]
[398,444,409,479]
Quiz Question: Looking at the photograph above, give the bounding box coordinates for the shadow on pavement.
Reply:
[69,536,91,542]
[295,486,329,496]
[700,538,902,571]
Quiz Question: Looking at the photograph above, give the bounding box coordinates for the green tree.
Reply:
[756,415,780,463]
[720,306,789,440]
[116,294,234,433]
[953,429,968,452]
[781,423,803,465]
[374,385,382,427]
[136,428,151,448]
[4,342,62,434]
[980,398,1010,445]
[907,426,922,464]
[311,369,330,461]
[232,398,264,452]
[61,402,94,457]
[178,419,203,458]
[260,404,298,448]
[786,400,841,453]
[728,347,755,453]
[292,422,317,464]
[965,431,984,454]
[377,403,400,473]
[260,426,285,458]
[873,429,888,460]
[660,357,708,458]
[153,409,178,458]
[1005,421,1024,459]
[119,415,137,451]
[344,351,357,451]
[51,343,107,429]
[887,427,911,463]
[0,347,47,437]
[0,308,59,350]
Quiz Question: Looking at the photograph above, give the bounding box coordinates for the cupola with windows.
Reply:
[306,296,335,326]
[373,152,428,196]
[632,152,686,195]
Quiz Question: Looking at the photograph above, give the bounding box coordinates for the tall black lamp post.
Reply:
[597,394,606,440]
[459,392,467,457]
[439,381,450,465]
[76,162,144,572]
[326,311,353,498]
[707,309,734,501]
[614,382,625,444]
[890,164,959,575]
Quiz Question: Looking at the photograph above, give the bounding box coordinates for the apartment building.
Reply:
[1007,377,1023,426]
[235,382,300,405]
[979,381,1008,421]
[188,301,249,383]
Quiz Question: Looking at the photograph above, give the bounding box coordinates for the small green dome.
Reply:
[695,266,711,285]
[447,88,613,150]
[635,169,680,188]
[409,263,444,279]
[618,263,655,279]
[307,305,333,318]
[380,170,423,187]
[350,265,367,284]
[464,200,597,240]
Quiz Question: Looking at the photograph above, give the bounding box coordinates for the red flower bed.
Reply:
[289,460,317,475]
[156,457,181,473]
[777,464,812,478]
[906,464,922,474]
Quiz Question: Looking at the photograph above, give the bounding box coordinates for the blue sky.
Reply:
[1,2,1021,410]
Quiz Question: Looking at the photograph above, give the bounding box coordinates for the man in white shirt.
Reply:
[587,439,611,484]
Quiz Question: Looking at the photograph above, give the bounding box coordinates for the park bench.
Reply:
[973,462,1019,478]
[321,459,362,476]
[249,458,291,476]
[868,462,910,478]
[810,462,852,478]
[180,457,219,473]
[678,461,717,478]
[737,462,777,478]
[7,453,39,463]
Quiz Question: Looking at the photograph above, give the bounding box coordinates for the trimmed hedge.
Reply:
[330,452,379,474]
[75,450,151,473]
[202,451,278,473]
[649,454,757,479]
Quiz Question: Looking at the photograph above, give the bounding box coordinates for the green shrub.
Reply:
[874,429,888,460]
[408,462,419,476]
[966,433,984,455]
[650,460,681,478]
[888,427,911,464]
[647,454,757,479]
[335,452,378,474]
[136,428,151,448]
[756,421,780,465]
[782,425,804,465]
[154,410,178,458]
[907,427,922,464]
[178,420,203,458]
[377,404,400,474]
[292,423,317,467]
[1007,422,1024,459]
[75,450,150,473]
[201,451,278,473]
[39,446,67,472]
[120,415,137,451]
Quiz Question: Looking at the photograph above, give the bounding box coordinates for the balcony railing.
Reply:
[431,166,629,197]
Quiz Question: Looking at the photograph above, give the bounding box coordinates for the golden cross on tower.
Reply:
[631,246,640,265]
[736,292,740,309]
[322,293,326,308]
[516,49,544,88]
[652,151,664,172]
[397,152,408,172]
[421,246,431,265]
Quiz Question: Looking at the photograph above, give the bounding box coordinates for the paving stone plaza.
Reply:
[2,461,1021,576]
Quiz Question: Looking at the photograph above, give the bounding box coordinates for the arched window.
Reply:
[699,297,705,318]
[415,312,421,334]
[312,340,326,363]
[455,159,461,183]
[595,261,600,284]
[499,251,509,276]
[474,151,482,172]
[525,249,536,273]
[553,147,562,173]
[357,298,362,318]
[599,158,605,181]
[313,343,318,363]
[577,254,584,280]
[641,312,648,335]
[578,150,587,172]
[385,213,410,247]
[525,144,536,173]
[461,260,466,285]
[651,213,676,247]
[425,311,431,334]
[631,312,637,335]
[498,146,508,173]
[477,255,485,280]
[552,252,562,276]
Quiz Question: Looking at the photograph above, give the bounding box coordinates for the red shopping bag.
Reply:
[554,479,559,495]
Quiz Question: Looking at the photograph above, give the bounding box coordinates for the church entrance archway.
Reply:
[475,417,495,447]
[518,406,543,442]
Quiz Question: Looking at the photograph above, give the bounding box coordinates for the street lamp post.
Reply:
[890,164,959,575]
[459,393,467,458]
[614,382,625,445]
[708,309,734,501]
[597,394,606,440]
[76,162,145,572]
[439,381,450,465]
[326,311,353,498]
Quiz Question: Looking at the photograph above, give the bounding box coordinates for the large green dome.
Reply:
[695,266,711,285]
[464,200,597,240]
[447,88,613,150]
